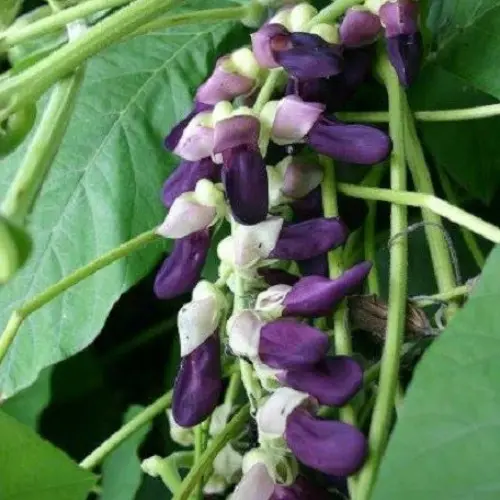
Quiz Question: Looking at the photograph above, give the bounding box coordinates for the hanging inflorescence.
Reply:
[150,1,421,497]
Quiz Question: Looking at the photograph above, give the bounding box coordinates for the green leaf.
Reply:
[0,410,96,499]
[409,0,500,202]
[2,367,52,429]
[101,405,152,500]
[0,18,245,397]
[372,245,500,500]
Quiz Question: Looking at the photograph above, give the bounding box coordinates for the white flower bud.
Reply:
[230,47,261,80]
[227,310,264,359]
[309,23,340,44]
[255,284,291,318]
[212,100,234,124]
[166,410,194,446]
[289,3,318,31]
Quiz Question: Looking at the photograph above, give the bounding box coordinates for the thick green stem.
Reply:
[0,229,160,366]
[252,68,284,114]
[403,97,458,316]
[2,68,84,222]
[437,167,486,269]
[337,184,500,244]
[0,0,132,50]
[173,404,250,500]
[0,0,184,114]
[306,0,364,27]
[80,390,172,469]
[194,418,211,499]
[413,284,469,307]
[320,156,357,497]
[355,53,408,500]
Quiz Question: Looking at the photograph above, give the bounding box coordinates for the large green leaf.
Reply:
[0,18,244,397]
[101,405,152,500]
[409,0,500,202]
[0,410,96,499]
[372,245,500,499]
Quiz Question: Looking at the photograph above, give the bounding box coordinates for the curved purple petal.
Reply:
[339,8,382,47]
[379,0,419,37]
[164,103,213,151]
[222,146,269,225]
[270,217,348,261]
[298,255,329,278]
[258,268,300,287]
[274,33,343,80]
[251,23,290,68]
[153,230,210,300]
[285,409,368,476]
[214,115,261,153]
[280,356,363,406]
[172,333,222,427]
[271,476,334,500]
[259,319,329,370]
[161,159,220,208]
[283,261,372,317]
[307,116,392,165]
[386,32,422,87]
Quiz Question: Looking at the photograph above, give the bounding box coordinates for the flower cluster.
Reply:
[152,0,421,497]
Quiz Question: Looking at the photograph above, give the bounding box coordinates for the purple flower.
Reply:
[283,261,372,317]
[308,116,392,164]
[196,56,256,105]
[257,388,367,476]
[228,312,329,370]
[214,115,268,225]
[269,95,391,164]
[339,7,382,48]
[164,102,213,152]
[172,332,222,427]
[271,476,334,500]
[280,356,363,406]
[252,24,343,80]
[154,230,210,299]
[285,408,367,476]
[162,159,220,208]
[232,463,275,500]
[270,217,348,261]
[379,0,422,86]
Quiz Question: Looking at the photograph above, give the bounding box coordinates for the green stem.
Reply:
[337,183,500,244]
[142,455,183,493]
[194,418,211,499]
[2,68,84,222]
[413,284,469,307]
[132,6,246,38]
[320,156,357,497]
[80,390,172,469]
[0,229,160,366]
[306,0,364,27]
[252,68,284,114]
[356,53,408,500]
[173,404,250,500]
[1,0,132,50]
[224,370,241,407]
[0,0,184,114]
[437,167,486,269]
[403,96,458,315]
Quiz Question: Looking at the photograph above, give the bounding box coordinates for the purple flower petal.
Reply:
[298,255,329,278]
[251,23,290,68]
[379,0,419,37]
[232,463,275,500]
[274,32,343,80]
[270,217,348,261]
[339,8,382,47]
[153,230,210,300]
[283,261,372,317]
[222,145,269,225]
[161,158,220,208]
[172,332,222,427]
[271,476,334,500]
[386,32,422,87]
[280,356,363,406]
[164,102,213,152]
[214,115,261,154]
[307,116,392,165]
[196,57,255,105]
[258,268,300,287]
[259,319,329,369]
[285,409,368,476]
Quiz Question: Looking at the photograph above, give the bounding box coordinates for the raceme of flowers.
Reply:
[150,0,421,498]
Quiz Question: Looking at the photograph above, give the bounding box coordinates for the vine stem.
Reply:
[339,103,500,123]
[413,284,470,307]
[320,156,358,497]
[80,390,172,469]
[337,183,500,244]
[306,0,364,27]
[0,0,132,50]
[173,404,250,500]
[403,96,459,316]
[252,68,284,114]
[355,53,408,500]
[0,0,185,115]
[0,229,160,366]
